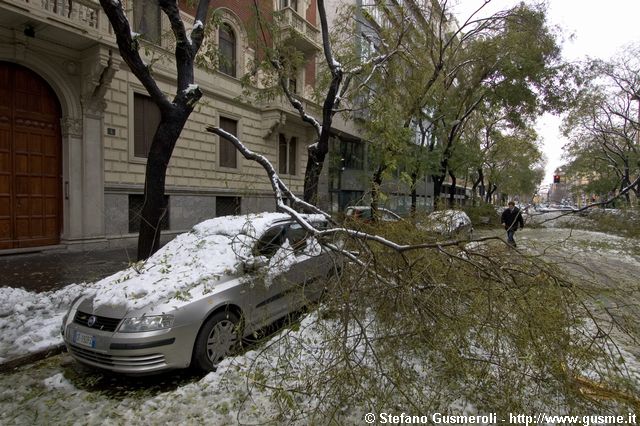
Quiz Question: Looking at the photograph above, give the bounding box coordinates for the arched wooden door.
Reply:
[0,62,62,249]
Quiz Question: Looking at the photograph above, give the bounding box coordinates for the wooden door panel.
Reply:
[0,61,61,249]
[0,219,10,249]
[31,198,43,215]
[14,154,28,173]
[30,156,43,174]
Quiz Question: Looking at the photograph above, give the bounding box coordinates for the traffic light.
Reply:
[553,175,560,184]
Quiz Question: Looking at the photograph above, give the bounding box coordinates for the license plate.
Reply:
[73,331,96,348]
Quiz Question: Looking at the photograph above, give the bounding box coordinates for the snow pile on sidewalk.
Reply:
[0,284,86,362]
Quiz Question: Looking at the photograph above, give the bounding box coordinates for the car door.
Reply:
[279,222,332,312]
[243,223,302,328]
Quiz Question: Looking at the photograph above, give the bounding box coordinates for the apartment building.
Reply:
[1,0,366,252]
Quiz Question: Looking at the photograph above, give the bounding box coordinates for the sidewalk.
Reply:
[0,245,139,371]
[0,246,138,292]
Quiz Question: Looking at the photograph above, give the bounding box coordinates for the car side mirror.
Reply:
[243,256,268,272]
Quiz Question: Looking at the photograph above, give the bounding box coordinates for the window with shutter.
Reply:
[278,134,297,175]
[133,0,161,43]
[219,24,236,77]
[134,94,161,159]
[219,117,238,168]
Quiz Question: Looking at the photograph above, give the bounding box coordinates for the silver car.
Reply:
[417,210,474,240]
[61,213,338,374]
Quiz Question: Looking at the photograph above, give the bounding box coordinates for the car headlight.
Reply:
[61,295,85,337]
[118,315,175,333]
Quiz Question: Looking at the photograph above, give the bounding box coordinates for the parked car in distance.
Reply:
[537,204,578,213]
[61,213,339,375]
[345,206,402,223]
[418,210,473,240]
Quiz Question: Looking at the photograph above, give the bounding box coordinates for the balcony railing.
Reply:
[12,0,103,31]
[274,6,321,52]
[41,0,100,28]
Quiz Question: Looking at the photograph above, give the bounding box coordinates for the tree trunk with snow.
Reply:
[98,0,208,259]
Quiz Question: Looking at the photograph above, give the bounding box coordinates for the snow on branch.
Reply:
[278,72,323,137]
[205,126,495,261]
[206,126,325,218]
[318,0,341,74]
[158,0,190,48]
[98,0,169,109]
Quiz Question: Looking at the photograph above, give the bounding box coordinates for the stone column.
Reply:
[61,44,120,248]
[60,116,84,242]
[80,97,107,240]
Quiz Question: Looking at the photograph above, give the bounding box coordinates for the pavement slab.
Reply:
[0,247,138,292]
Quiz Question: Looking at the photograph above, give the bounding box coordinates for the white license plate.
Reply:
[73,331,96,348]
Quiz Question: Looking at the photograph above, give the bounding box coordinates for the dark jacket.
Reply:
[501,207,524,231]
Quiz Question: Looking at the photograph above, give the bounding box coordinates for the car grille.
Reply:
[73,311,121,332]
[68,345,167,369]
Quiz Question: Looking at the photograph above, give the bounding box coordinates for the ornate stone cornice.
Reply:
[81,96,107,118]
[81,45,121,115]
[60,116,83,137]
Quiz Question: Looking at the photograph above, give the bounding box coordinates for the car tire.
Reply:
[192,310,242,372]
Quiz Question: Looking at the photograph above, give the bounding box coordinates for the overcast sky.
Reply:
[453,0,640,184]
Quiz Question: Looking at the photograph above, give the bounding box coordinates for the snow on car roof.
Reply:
[423,210,472,234]
[89,212,311,312]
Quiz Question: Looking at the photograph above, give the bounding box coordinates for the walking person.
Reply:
[501,201,524,247]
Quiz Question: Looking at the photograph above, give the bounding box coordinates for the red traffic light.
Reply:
[553,175,560,183]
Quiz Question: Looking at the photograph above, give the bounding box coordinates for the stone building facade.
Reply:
[0,0,360,253]
[0,0,353,252]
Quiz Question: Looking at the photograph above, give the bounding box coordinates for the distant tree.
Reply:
[460,101,544,204]
[425,2,566,207]
[563,47,640,204]
[346,0,568,210]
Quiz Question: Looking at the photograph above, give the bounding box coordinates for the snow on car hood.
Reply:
[88,213,292,312]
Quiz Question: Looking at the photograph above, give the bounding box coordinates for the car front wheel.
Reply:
[192,311,241,372]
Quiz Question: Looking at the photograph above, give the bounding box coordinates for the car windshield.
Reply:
[254,225,286,257]
[253,221,327,258]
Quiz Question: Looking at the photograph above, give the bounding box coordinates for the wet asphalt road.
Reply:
[0,247,138,292]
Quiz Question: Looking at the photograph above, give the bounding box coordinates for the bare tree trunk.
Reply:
[303,142,328,206]
[99,0,207,260]
[485,183,497,203]
[410,171,418,216]
[370,164,387,221]
[472,168,484,207]
[448,170,457,207]
[432,174,445,210]
[137,116,188,259]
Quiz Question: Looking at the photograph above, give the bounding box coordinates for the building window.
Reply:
[219,117,238,168]
[288,76,298,94]
[340,139,364,170]
[133,0,161,43]
[279,0,298,11]
[279,134,297,175]
[134,94,161,158]
[128,194,169,233]
[219,24,236,77]
[216,196,241,217]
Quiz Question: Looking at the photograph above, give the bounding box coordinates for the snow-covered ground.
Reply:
[1,219,639,424]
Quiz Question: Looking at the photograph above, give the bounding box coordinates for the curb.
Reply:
[0,344,66,374]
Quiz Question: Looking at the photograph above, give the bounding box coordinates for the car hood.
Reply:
[74,272,241,319]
